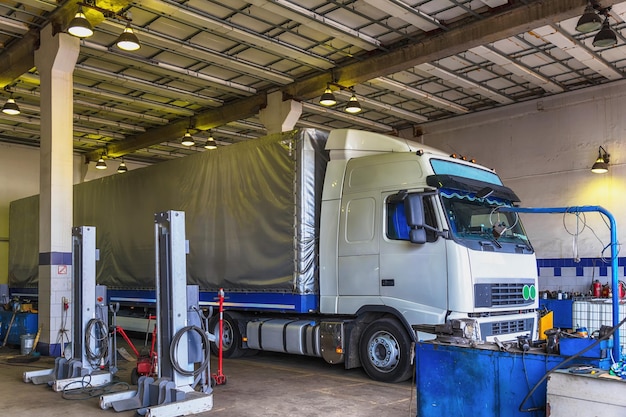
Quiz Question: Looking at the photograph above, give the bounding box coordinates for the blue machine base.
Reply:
[415,341,600,417]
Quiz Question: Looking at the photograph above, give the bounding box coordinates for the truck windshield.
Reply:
[440,188,532,251]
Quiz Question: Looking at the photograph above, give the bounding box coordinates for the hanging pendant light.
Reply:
[181,130,195,146]
[345,93,362,114]
[204,132,217,149]
[95,156,107,170]
[117,159,128,173]
[116,22,141,51]
[2,94,20,115]
[319,85,337,106]
[68,6,94,38]
[576,5,602,33]
[593,17,617,48]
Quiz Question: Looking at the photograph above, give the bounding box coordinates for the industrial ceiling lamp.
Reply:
[68,6,94,38]
[576,4,602,33]
[204,132,217,150]
[2,93,21,115]
[116,22,141,51]
[591,146,610,173]
[345,92,362,114]
[117,158,128,173]
[95,155,107,170]
[319,85,337,106]
[181,130,195,146]
[593,17,617,48]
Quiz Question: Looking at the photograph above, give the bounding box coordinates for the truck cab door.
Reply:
[379,192,448,324]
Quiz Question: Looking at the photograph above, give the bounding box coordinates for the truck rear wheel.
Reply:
[359,318,413,383]
[211,313,244,358]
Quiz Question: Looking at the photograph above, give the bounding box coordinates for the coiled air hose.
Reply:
[169,325,211,376]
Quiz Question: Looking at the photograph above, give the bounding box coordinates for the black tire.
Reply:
[130,367,139,385]
[359,317,414,383]
[210,313,244,358]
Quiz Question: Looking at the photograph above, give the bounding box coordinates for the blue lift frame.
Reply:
[500,205,620,360]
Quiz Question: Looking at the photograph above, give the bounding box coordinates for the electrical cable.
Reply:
[85,318,109,368]
[521,351,538,411]
[561,208,621,264]
[61,373,130,401]
[519,316,626,413]
[169,325,211,376]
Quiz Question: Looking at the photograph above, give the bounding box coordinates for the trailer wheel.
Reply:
[211,313,244,358]
[359,318,413,383]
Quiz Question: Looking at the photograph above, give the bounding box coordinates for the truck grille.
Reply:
[481,318,534,337]
[475,282,536,308]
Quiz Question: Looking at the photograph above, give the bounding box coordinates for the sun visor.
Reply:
[426,174,520,202]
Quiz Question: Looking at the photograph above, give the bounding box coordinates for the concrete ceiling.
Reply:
[1,0,625,166]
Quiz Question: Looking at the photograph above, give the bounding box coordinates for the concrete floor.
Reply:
[0,341,416,417]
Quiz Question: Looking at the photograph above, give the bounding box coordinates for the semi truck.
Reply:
[9,128,538,383]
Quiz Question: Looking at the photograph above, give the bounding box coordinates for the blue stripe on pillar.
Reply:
[39,252,72,265]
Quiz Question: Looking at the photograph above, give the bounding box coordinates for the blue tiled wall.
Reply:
[537,257,626,295]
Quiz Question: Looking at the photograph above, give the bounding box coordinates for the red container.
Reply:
[592,280,602,297]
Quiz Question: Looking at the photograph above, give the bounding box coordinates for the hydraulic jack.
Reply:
[100,211,213,417]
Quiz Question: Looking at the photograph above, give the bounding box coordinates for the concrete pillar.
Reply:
[259,91,302,134]
[34,24,79,356]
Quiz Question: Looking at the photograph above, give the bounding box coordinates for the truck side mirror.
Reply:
[409,229,427,244]
[404,194,427,244]
[404,194,425,226]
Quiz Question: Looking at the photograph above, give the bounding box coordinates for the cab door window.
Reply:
[386,194,438,242]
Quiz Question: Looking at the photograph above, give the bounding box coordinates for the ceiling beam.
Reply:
[62,0,625,162]
[284,0,609,97]
[96,94,267,159]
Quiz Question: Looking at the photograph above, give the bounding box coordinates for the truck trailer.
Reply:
[9,128,538,382]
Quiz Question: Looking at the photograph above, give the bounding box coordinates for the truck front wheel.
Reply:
[211,313,244,358]
[359,318,413,383]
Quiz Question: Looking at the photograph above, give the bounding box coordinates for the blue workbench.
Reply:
[0,311,38,346]
[414,341,600,417]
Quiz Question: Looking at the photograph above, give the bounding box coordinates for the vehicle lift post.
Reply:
[24,226,113,390]
[100,210,213,416]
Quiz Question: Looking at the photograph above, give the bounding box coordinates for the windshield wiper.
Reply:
[479,233,502,249]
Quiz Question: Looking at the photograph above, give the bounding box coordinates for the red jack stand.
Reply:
[212,288,227,386]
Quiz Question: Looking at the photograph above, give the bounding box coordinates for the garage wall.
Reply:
[410,80,626,296]
[0,147,137,285]
[0,144,40,286]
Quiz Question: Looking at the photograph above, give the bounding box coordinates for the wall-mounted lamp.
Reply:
[575,2,617,48]
[2,91,20,115]
[204,131,217,150]
[95,154,107,170]
[117,158,128,173]
[591,145,610,173]
[67,2,141,51]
